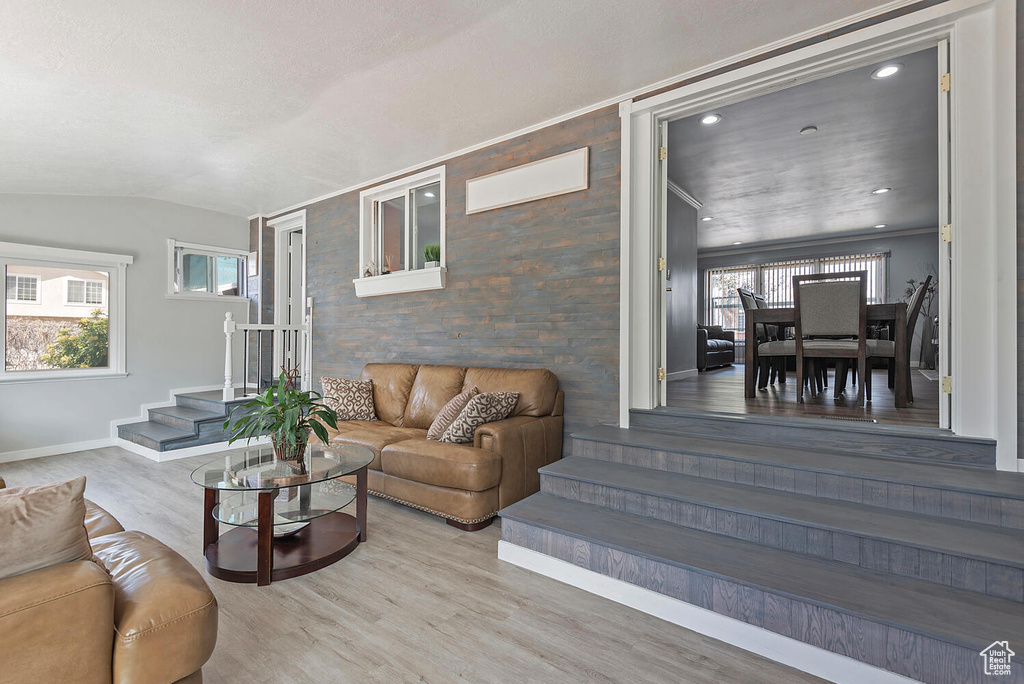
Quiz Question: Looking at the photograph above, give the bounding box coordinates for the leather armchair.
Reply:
[0,487,217,684]
[697,324,736,371]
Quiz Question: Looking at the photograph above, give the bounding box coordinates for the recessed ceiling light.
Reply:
[700,114,723,125]
[732,241,743,245]
[423,191,435,198]
[871,64,902,79]
[701,216,714,222]
[871,187,891,195]
[874,224,886,229]
[799,126,818,135]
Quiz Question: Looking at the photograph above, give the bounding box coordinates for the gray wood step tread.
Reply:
[543,457,1024,567]
[118,421,192,441]
[149,406,223,423]
[176,390,252,407]
[500,494,1024,654]
[575,425,1024,499]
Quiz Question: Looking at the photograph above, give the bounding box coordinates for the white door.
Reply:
[936,39,952,429]
[657,120,670,406]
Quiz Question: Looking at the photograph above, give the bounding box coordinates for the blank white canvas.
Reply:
[465,147,589,214]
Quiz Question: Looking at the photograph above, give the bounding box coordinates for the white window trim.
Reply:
[5,273,41,304]
[64,277,107,307]
[166,239,250,301]
[0,241,131,383]
[355,165,446,298]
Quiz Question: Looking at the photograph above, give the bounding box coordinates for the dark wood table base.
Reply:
[203,466,368,586]
[205,511,360,585]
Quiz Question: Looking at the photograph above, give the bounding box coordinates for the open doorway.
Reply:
[660,45,946,429]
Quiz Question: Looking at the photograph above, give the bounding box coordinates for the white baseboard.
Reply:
[666,369,698,382]
[113,436,269,463]
[497,541,914,684]
[0,438,115,464]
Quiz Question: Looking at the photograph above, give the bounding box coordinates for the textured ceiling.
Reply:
[0,0,894,217]
[669,47,939,251]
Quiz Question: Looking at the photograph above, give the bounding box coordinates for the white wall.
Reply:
[0,195,249,455]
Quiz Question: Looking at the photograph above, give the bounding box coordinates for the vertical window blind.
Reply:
[704,252,888,337]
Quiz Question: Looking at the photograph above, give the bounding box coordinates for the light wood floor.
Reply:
[1,447,824,684]
[669,365,939,428]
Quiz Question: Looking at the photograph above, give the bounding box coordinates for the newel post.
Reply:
[223,312,236,401]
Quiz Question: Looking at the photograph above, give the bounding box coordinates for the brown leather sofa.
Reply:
[0,477,218,684]
[323,363,563,530]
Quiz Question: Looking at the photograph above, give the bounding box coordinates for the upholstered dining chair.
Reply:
[738,288,794,390]
[873,275,932,403]
[793,271,880,406]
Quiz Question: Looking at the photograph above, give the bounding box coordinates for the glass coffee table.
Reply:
[191,443,374,586]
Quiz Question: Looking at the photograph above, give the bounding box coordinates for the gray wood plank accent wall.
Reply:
[257,106,621,451]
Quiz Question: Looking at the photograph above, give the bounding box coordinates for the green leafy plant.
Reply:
[224,372,339,454]
[41,310,108,369]
[423,243,441,263]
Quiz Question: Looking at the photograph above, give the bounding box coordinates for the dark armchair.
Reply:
[697,324,736,371]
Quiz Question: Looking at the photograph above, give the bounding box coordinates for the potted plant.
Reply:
[224,371,338,461]
[423,243,441,269]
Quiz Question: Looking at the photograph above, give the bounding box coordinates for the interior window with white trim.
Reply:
[168,240,247,298]
[1,242,130,381]
[359,166,445,277]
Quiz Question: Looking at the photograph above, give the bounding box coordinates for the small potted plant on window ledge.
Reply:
[423,243,441,269]
[223,370,338,463]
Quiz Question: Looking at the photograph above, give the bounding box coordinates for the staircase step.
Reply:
[574,425,1024,529]
[500,494,1024,684]
[629,407,996,467]
[117,421,193,452]
[541,457,1024,602]
[149,406,224,430]
[175,390,251,415]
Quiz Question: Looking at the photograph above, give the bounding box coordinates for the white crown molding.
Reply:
[666,179,702,209]
[260,0,920,219]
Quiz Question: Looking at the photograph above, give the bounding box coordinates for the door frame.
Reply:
[618,0,1017,470]
[269,209,307,327]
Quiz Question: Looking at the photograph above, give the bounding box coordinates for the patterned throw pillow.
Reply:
[427,386,479,440]
[320,377,377,421]
[440,392,519,444]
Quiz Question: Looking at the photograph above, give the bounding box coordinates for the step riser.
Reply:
[502,518,985,684]
[540,474,1024,603]
[628,411,996,468]
[573,437,1024,531]
[117,427,164,452]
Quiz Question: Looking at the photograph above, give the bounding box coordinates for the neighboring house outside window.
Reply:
[1,242,131,380]
[5,274,40,303]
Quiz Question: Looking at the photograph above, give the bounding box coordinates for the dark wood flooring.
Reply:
[668,365,939,428]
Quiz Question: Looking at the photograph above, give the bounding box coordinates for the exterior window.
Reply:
[704,252,888,339]
[66,278,105,305]
[355,167,446,297]
[5,274,39,303]
[1,242,130,381]
[168,241,247,299]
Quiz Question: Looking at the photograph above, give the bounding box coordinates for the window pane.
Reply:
[216,256,240,296]
[67,279,85,303]
[85,281,104,304]
[182,253,211,292]
[380,196,405,273]
[411,182,441,270]
[5,265,109,371]
[705,266,757,342]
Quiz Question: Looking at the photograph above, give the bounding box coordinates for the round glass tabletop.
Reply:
[191,443,374,492]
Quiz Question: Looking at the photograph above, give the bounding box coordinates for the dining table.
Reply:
[743,302,908,407]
